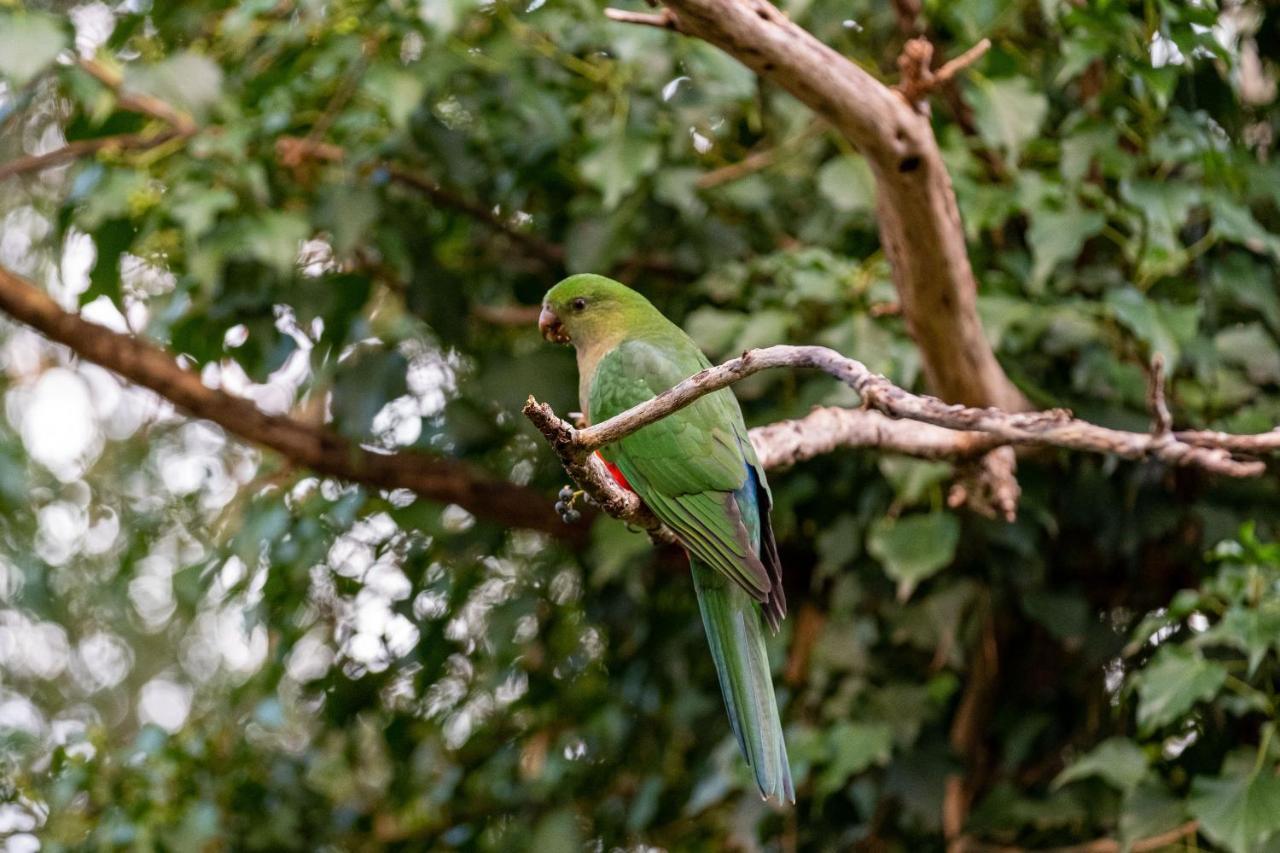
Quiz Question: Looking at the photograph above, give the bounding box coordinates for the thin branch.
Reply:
[604,7,682,30]
[0,129,186,182]
[274,135,687,278]
[1,57,198,183]
[898,37,992,105]
[1147,353,1172,437]
[77,57,198,134]
[954,819,1199,853]
[0,264,582,542]
[524,344,1269,532]
[695,120,822,189]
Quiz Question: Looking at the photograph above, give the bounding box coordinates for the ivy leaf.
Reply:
[244,212,310,276]
[1053,738,1149,793]
[1200,603,1280,676]
[1135,645,1228,733]
[126,52,223,118]
[1028,202,1106,290]
[0,11,67,85]
[1216,324,1280,386]
[1119,782,1189,849]
[1105,287,1183,369]
[1190,761,1280,853]
[816,722,893,796]
[968,76,1049,162]
[817,155,876,214]
[580,135,660,209]
[868,512,960,600]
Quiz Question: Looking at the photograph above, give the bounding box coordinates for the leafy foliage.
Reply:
[0,0,1278,849]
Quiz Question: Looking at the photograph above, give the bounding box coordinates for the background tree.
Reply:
[1,0,1279,850]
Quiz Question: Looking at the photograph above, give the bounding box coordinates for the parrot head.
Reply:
[539,274,657,347]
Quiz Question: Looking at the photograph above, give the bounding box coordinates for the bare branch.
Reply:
[0,264,582,542]
[274,135,686,278]
[0,129,186,182]
[523,344,1267,532]
[78,57,198,135]
[1146,353,1172,437]
[1,57,198,183]
[954,819,1199,853]
[604,7,681,30]
[898,37,992,105]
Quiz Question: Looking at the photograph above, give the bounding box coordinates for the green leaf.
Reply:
[1201,603,1280,677]
[1135,645,1228,732]
[1053,738,1148,793]
[365,66,425,128]
[817,155,876,214]
[1190,763,1280,853]
[878,458,952,507]
[817,722,893,796]
[125,52,223,117]
[868,512,960,600]
[1104,287,1183,369]
[968,76,1049,162]
[244,212,310,276]
[1028,202,1106,289]
[684,307,747,357]
[528,808,582,853]
[1216,323,1280,386]
[0,11,67,85]
[580,135,660,209]
[1119,781,1189,849]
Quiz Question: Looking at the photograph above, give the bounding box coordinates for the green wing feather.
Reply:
[588,341,773,601]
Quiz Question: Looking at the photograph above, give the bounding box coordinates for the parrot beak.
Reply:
[539,305,570,343]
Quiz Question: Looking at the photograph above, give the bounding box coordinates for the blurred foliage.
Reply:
[0,0,1279,849]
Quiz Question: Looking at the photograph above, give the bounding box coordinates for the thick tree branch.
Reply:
[629,0,1024,412]
[524,344,1269,533]
[0,265,581,542]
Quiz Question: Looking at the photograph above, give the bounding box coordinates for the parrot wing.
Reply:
[588,339,785,624]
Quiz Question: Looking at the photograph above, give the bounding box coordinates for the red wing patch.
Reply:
[595,451,634,492]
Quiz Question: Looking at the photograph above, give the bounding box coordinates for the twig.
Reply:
[1,57,198,182]
[77,57,198,134]
[0,264,580,542]
[0,129,186,182]
[274,135,687,278]
[695,121,822,189]
[897,37,991,104]
[604,7,682,30]
[1147,353,1172,437]
[953,819,1199,853]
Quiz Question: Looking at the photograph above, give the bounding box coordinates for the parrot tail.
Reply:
[690,558,795,804]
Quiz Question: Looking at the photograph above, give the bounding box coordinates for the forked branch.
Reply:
[524,345,1271,534]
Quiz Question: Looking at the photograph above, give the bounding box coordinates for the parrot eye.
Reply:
[571,297,587,312]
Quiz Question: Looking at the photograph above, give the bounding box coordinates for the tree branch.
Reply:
[0,57,198,183]
[524,344,1269,533]
[637,0,1023,412]
[0,129,188,182]
[0,264,582,543]
[274,135,687,278]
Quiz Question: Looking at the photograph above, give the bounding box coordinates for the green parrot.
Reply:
[539,273,793,803]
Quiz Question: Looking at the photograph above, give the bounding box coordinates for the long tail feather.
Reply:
[690,558,794,803]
